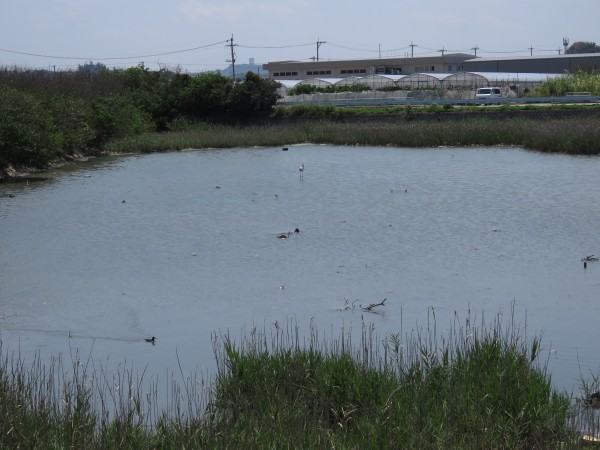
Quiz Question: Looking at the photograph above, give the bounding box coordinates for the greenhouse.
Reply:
[395,73,452,89]
[277,72,564,93]
[441,72,490,89]
[276,79,303,95]
[355,74,407,89]
[297,78,342,88]
[335,76,363,87]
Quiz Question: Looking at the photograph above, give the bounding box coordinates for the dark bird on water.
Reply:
[145,336,156,344]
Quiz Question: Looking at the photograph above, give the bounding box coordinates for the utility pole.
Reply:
[409,41,418,58]
[471,45,479,57]
[529,45,534,56]
[316,38,326,61]
[226,34,237,81]
[438,46,446,57]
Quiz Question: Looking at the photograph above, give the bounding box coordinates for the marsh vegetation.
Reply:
[1,311,597,448]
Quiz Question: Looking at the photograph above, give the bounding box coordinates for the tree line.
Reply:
[0,64,280,171]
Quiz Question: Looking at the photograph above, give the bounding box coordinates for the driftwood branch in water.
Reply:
[360,298,386,312]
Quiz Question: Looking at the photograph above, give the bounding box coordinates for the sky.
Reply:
[1,0,598,72]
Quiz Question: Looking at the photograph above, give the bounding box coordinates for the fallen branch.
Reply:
[336,297,358,311]
[360,298,386,312]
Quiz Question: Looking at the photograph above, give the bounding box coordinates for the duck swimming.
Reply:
[145,336,156,344]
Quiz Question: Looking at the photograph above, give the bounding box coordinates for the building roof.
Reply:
[263,53,475,70]
[464,53,600,63]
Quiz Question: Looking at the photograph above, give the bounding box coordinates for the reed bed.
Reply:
[102,115,600,156]
[0,309,597,448]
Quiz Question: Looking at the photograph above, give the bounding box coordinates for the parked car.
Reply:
[475,87,502,100]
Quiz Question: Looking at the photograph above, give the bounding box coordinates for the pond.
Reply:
[1,145,599,400]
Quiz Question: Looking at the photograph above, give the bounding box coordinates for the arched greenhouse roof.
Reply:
[359,74,408,89]
[396,73,453,88]
[442,72,489,88]
[298,78,343,88]
[275,79,303,95]
[335,76,364,87]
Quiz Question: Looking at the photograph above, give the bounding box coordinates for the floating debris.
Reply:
[360,298,387,313]
[582,254,599,262]
[336,296,358,311]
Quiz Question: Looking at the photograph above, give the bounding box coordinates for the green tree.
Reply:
[229,72,280,117]
[77,61,108,74]
[180,72,233,118]
[566,41,600,54]
[90,95,152,144]
[0,87,60,168]
[43,94,95,153]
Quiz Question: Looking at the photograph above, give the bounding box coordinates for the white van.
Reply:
[475,87,502,100]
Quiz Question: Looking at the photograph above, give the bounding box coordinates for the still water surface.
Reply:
[1,145,599,397]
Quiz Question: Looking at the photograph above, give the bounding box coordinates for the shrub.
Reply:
[90,96,153,144]
[0,86,61,168]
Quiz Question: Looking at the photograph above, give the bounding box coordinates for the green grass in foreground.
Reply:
[0,311,595,449]
[102,115,600,155]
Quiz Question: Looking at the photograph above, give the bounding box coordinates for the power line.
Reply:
[0,40,228,61]
[327,42,411,54]
[237,42,314,49]
[0,37,577,71]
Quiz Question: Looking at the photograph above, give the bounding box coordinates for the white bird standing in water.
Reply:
[299,164,304,179]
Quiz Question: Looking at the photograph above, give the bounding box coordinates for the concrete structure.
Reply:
[263,53,600,83]
[262,53,474,81]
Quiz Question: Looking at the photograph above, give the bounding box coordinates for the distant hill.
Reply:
[220,63,268,79]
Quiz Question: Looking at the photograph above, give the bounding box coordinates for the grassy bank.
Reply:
[102,112,600,156]
[1,311,596,448]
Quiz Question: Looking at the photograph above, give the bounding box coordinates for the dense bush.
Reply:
[0,86,61,169]
[288,82,371,96]
[90,95,153,144]
[0,66,280,171]
[230,72,283,117]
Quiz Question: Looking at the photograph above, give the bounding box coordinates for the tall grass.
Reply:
[0,310,596,448]
[209,311,581,448]
[532,72,600,96]
[103,114,600,155]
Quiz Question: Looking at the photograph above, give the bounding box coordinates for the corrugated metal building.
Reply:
[264,53,600,83]
[462,53,600,73]
[263,53,473,81]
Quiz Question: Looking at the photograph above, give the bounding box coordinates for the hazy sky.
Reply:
[1,0,598,71]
